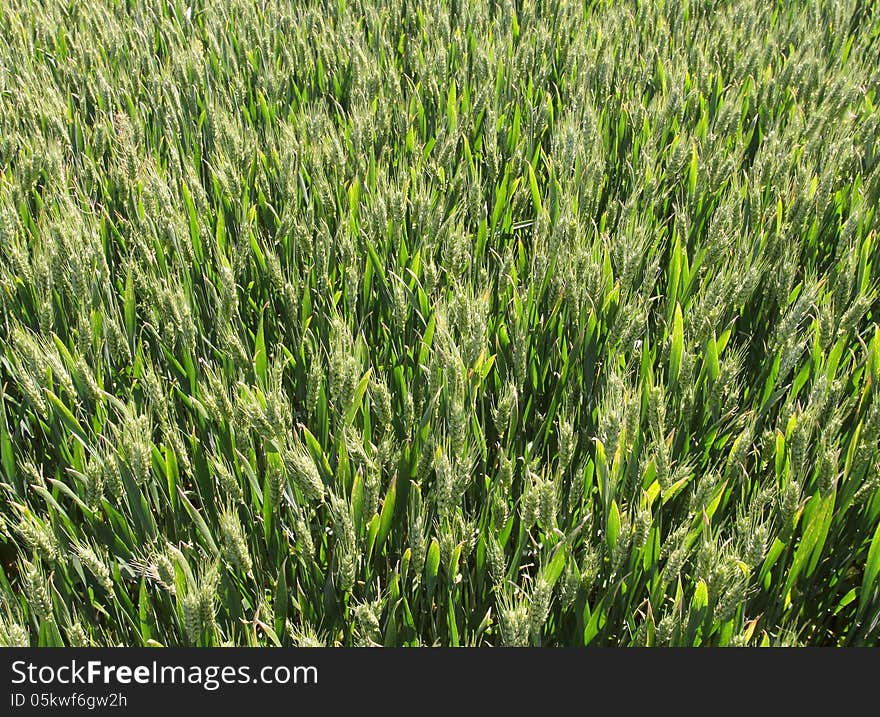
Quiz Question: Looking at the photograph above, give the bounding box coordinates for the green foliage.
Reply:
[1,0,879,646]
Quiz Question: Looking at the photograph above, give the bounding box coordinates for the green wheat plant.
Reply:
[0,0,879,646]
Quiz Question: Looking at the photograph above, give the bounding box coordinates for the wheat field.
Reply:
[0,0,879,646]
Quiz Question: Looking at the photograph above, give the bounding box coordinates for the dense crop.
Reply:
[1,0,879,647]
